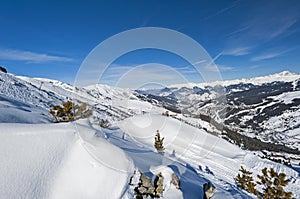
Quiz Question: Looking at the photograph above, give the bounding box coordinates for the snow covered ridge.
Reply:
[0,72,160,123]
[169,71,300,89]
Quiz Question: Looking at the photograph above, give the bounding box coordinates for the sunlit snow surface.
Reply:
[1,71,300,198]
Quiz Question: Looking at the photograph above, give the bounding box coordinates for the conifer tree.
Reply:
[49,101,92,122]
[236,166,295,199]
[236,166,258,195]
[257,167,294,199]
[154,130,165,153]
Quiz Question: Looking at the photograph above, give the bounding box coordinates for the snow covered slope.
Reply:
[1,114,299,198]
[136,71,300,163]
[0,94,50,123]
[1,71,300,198]
[116,114,300,198]
[0,72,159,123]
[0,121,134,199]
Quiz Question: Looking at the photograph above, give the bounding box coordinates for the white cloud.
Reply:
[113,63,189,88]
[203,64,234,72]
[251,52,283,61]
[223,46,252,56]
[225,25,251,37]
[201,0,240,21]
[219,65,234,71]
[0,49,73,63]
[269,18,298,38]
[250,48,295,61]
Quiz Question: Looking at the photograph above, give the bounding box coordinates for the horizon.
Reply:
[1,0,300,88]
[4,69,298,90]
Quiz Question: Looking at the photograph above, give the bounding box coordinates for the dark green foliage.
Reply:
[236,166,258,195]
[154,130,165,153]
[49,101,92,122]
[257,167,294,199]
[236,166,295,198]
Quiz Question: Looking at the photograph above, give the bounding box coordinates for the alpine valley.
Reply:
[0,70,299,199]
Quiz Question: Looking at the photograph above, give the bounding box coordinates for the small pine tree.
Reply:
[236,166,295,199]
[154,130,165,153]
[257,167,294,199]
[49,101,92,123]
[236,166,258,195]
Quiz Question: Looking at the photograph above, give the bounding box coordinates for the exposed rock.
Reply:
[171,173,180,189]
[203,182,215,199]
[133,171,166,198]
[154,172,164,197]
[0,66,7,73]
[140,173,152,188]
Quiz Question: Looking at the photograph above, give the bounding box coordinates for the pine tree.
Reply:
[49,101,92,122]
[257,167,295,199]
[236,166,258,195]
[154,130,165,153]
[236,166,295,198]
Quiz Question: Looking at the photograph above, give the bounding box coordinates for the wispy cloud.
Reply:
[107,64,189,88]
[242,2,299,42]
[225,25,251,38]
[224,2,299,51]
[249,65,261,69]
[203,64,234,72]
[201,0,240,21]
[250,47,296,61]
[268,18,298,39]
[219,65,234,71]
[0,49,74,63]
[251,52,286,62]
[223,46,252,56]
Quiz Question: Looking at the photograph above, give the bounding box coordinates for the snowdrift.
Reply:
[0,122,134,199]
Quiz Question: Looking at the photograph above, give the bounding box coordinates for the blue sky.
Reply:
[0,0,300,87]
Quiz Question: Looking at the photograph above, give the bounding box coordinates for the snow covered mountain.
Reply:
[0,72,159,123]
[136,71,300,164]
[1,71,300,199]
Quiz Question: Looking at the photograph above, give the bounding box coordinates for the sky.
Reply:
[0,0,300,88]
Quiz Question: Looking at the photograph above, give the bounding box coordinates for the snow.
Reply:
[1,71,300,199]
[117,114,300,198]
[170,71,300,89]
[0,94,50,123]
[268,90,300,104]
[1,111,299,198]
[150,165,183,198]
[0,122,134,199]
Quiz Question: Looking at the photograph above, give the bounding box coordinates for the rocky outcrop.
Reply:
[203,182,215,199]
[134,173,164,198]
[0,66,7,73]
[171,173,180,189]
[131,169,181,198]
